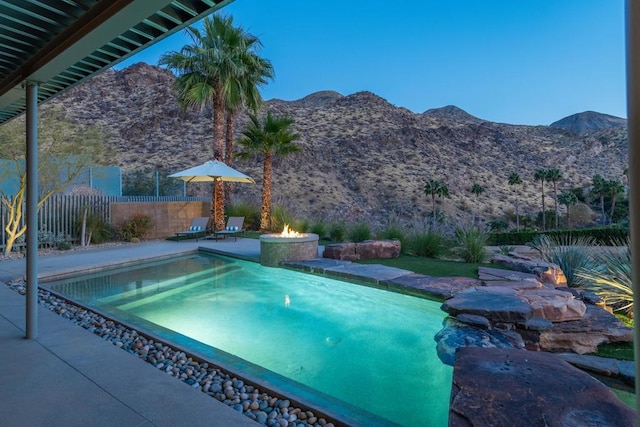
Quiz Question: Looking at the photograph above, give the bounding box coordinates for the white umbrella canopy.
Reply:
[168,160,255,183]
[169,160,255,232]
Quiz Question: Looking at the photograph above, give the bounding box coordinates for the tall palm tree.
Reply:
[607,178,625,225]
[558,191,578,228]
[221,29,274,204]
[508,172,523,231]
[545,168,562,229]
[236,111,301,231]
[470,182,485,224]
[534,168,548,230]
[424,179,449,226]
[158,15,268,231]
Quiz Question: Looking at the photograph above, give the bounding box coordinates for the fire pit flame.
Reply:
[280,224,302,238]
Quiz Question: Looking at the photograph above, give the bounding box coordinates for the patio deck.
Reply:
[0,239,271,427]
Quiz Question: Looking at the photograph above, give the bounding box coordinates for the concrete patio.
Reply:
[0,239,267,427]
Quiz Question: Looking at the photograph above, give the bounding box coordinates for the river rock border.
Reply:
[5,279,338,427]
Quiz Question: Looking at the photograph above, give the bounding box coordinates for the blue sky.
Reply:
[116,0,626,126]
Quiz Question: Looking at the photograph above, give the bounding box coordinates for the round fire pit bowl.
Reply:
[259,233,319,267]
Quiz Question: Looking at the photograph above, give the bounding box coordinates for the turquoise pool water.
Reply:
[48,253,452,426]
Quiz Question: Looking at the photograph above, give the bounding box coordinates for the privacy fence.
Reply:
[0,194,210,249]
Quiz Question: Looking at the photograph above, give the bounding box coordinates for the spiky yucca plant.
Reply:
[454,225,488,263]
[577,240,633,318]
[529,234,597,287]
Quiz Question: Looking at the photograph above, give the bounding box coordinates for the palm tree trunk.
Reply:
[225,112,235,205]
[541,181,546,231]
[515,195,520,232]
[260,152,273,232]
[600,195,606,225]
[610,195,617,225]
[553,183,559,229]
[431,193,436,227]
[212,89,226,231]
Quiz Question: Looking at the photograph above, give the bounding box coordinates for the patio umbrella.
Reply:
[168,160,255,184]
[168,160,255,230]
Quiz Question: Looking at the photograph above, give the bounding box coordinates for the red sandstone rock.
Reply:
[322,243,357,260]
[322,240,400,260]
[518,288,587,322]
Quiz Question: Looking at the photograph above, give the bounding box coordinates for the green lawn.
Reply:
[355,254,499,278]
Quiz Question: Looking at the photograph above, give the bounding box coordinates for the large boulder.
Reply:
[519,288,587,322]
[322,242,357,260]
[435,318,524,365]
[491,254,567,286]
[531,305,633,354]
[441,287,534,323]
[323,239,400,260]
[354,239,401,259]
[449,347,636,427]
[383,274,481,300]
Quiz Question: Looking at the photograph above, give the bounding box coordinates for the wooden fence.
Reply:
[0,195,210,249]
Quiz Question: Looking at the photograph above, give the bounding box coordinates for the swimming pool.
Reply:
[47,252,452,426]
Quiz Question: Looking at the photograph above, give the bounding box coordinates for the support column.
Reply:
[25,82,38,339]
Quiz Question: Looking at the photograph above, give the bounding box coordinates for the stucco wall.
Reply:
[110,201,209,240]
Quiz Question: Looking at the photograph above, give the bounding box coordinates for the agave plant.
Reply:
[577,239,633,317]
[529,234,597,287]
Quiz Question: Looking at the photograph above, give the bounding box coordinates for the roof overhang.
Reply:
[0,0,234,124]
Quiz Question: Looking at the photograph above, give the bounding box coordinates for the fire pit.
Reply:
[259,225,319,267]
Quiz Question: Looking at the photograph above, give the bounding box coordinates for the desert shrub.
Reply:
[328,222,347,242]
[577,239,633,318]
[270,205,296,232]
[454,225,488,263]
[75,213,114,244]
[348,223,372,242]
[56,241,73,250]
[227,201,260,231]
[488,220,509,232]
[294,218,312,233]
[529,234,597,287]
[309,220,328,238]
[118,213,153,241]
[406,227,449,258]
[499,245,516,255]
[39,230,73,249]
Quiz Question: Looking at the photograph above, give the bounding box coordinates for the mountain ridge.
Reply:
[38,63,627,227]
[550,111,627,135]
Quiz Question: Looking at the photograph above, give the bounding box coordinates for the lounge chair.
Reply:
[214,216,245,241]
[175,217,209,241]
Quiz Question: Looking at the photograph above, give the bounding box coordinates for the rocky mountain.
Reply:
[550,111,627,135]
[42,63,628,227]
[422,105,484,124]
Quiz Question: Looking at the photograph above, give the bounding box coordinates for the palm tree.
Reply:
[534,169,548,230]
[236,111,301,231]
[470,182,485,224]
[591,174,608,224]
[221,28,274,204]
[424,179,449,226]
[158,15,267,231]
[508,172,523,231]
[607,179,625,225]
[545,168,562,229]
[558,191,578,228]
